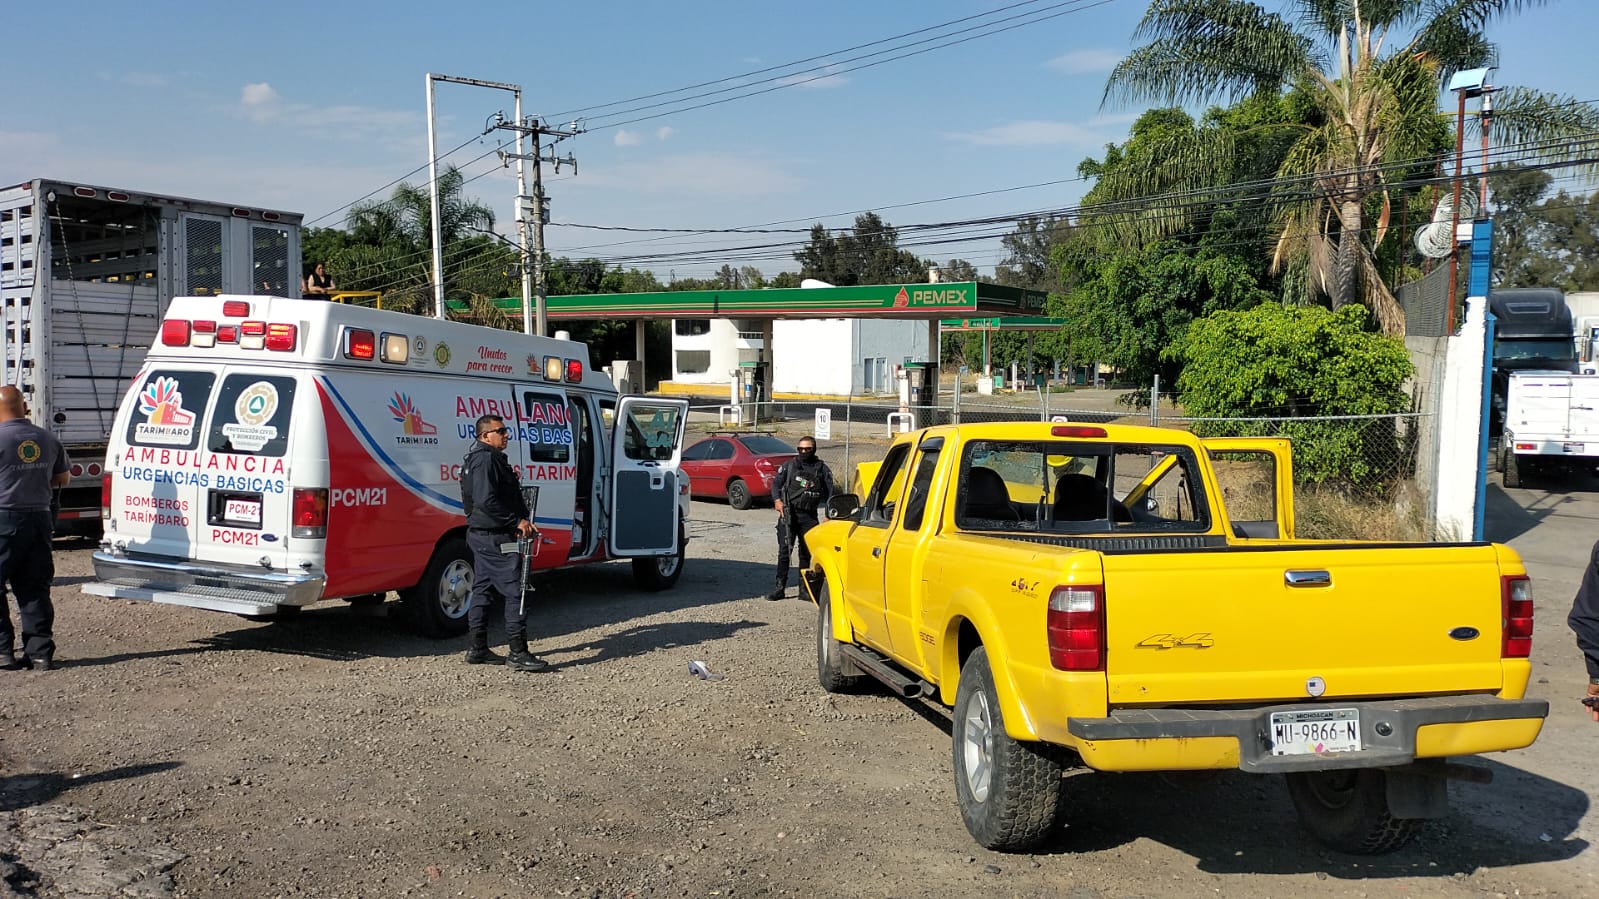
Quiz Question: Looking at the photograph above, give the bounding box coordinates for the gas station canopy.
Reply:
[458,281,1050,320]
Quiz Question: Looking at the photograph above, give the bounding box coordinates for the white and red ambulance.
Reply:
[85,296,689,637]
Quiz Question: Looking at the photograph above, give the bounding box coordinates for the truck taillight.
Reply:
[101,472,113,520]
[1502,575,1534,658]
[1047,585,1104,671]
[292,487,329,538]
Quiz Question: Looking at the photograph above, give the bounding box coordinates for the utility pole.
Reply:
[496,117,579,336]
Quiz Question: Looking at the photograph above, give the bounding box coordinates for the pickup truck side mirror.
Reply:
[825,493,861,520]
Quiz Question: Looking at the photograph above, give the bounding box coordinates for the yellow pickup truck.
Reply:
[803,422,1546,854]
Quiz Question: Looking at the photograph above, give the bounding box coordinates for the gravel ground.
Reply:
[0,439,1595,898]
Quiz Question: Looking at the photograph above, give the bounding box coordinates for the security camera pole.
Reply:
[496,117,580,336]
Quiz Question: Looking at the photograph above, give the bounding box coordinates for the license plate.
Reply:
[1564,442,1585,453]
[1269,708,1361,756]
[224,498,262,525]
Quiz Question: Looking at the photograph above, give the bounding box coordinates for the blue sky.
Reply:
[6,0,1598,281]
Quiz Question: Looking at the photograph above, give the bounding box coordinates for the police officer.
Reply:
[461,414,547,672]
[768,436,835,600]
[0,386,68,671]
[1569,537,1599,721]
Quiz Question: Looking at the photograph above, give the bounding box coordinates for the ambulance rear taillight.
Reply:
[292,488,329,538]
[101,473,112,520]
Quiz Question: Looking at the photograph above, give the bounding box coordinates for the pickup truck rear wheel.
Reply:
[1285,769,1422,854]
[952,647,1064,851]
[816,581,865,693]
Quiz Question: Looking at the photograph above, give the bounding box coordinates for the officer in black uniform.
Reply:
[461,414,547,672]
[768,436,835,600]
[0,386,69,671]
[1569,537,1599,721]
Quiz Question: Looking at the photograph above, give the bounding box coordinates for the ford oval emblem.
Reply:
[1448,626,1480,641]
[261,534,279,543]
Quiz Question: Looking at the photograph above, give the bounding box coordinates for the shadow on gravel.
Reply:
[0,762,182,812]
[1034,757,1586,878]
[544,619,767,670]
[65,558,776,667]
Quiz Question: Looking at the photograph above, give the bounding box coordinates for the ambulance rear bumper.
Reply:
[85,551,326,615]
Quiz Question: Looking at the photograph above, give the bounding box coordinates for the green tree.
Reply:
[1176,303,1413,485]
[937,258,978,282]
[994,215,1074,293]
[794,212,927,285]
[1103,0,1599,334]
[1045,242,1274,391]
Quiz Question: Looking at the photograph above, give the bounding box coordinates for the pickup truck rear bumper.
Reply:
[1066,695,1548,774]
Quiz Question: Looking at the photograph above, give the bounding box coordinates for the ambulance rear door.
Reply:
[109,367,216,560]
[607,397,688,555]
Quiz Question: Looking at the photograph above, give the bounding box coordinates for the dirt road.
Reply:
[1,451,1595,898]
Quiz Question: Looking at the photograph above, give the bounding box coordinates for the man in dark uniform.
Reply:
[0,386,69,671]
[768,436,835,600]
[460,414,547,673]
[1569,537,1599,721]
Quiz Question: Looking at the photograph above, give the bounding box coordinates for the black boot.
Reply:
[766,583,786,601]
[464,629,503,665]
[0,651,27,671]
[505,633,549,673]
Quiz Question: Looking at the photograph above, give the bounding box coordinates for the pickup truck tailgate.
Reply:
[1101,544,1508,705]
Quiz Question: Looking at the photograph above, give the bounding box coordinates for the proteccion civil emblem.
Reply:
[434,342,452,368]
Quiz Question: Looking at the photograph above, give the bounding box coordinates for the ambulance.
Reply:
[85,296,689,637]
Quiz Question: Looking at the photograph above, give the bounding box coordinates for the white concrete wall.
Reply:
[1434,295,1489,541]
[670,318,747,386]
[771,319,933,396]
[773,319,854,395]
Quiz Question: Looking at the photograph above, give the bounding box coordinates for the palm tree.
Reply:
[1101,0,1599,334]
[343,166,497,312]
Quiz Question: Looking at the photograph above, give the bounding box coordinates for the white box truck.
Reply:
[0,179,302,530]
[1497,372,1599,487]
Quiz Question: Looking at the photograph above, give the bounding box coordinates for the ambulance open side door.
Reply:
[608,397,689,555]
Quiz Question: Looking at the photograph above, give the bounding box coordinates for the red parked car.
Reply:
[679,433,796,510]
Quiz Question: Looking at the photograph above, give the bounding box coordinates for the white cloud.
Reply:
[655,126,675,142]
[614,130,642,147]
[571,153,803,196]
[776,66,849,89]
[233,82,416,137]
[944,120,1104,147]
[1046,48,1123,74]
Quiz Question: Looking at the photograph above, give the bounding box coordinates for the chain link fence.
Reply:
[688,394,1433,541]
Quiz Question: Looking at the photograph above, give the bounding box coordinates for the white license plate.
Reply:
[224,499,262,524]
[1564,442,1585,453]
[1269,708,1361,756]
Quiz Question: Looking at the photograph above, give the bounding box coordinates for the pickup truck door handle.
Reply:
[1284,569,1331,587]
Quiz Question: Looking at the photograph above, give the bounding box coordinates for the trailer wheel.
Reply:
[1286,769,1423,854]
[816,579,865,694]
[632,516,686,591]
[402,537,473,638]
[1502,447,1522,488]
[952,646,1065,851]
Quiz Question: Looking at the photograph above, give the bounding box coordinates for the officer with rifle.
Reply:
[768,436,835,601]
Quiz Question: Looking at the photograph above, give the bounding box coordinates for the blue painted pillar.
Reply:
[1471,217,1494,541]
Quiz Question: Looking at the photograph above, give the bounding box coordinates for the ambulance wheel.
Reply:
[403,538,473,638]
[726,478,753,511]
[632,519,686,591]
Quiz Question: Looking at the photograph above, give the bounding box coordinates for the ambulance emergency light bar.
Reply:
[159,298,588,381]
